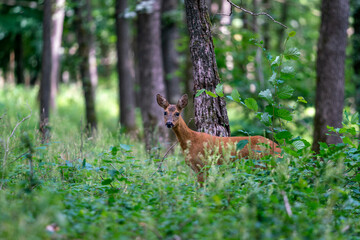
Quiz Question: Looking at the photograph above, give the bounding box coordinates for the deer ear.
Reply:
[177,94,188,110]
[156,94,169,109]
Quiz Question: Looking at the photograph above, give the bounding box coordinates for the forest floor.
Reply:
[1,84,360,239]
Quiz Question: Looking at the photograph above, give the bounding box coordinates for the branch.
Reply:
[226,0,288,29]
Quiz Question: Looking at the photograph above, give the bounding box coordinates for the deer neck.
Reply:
[172,116,194,150]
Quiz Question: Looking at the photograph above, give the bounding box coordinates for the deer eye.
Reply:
[164,112,167,115]
[175,112,180,116]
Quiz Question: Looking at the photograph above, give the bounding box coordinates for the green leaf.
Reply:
[277,85,294,99]
[288,31,296,37]
[292,140,305,150]
[265,106,293,121]
[245,98,258,112]
[351,112,359,124]
[120,144,132,152]
[215,84,224,97]
[205,90,217,98]
[343,136,356,147]
[195,89,205,97]
[284,48,300,60]
[236,140,249,151]
[281,66,295,74]
[259,112,272,126]
[275,130,293,140]
[269,71,277,84]
[297,96,307,104]
[276,109,293,121]
[101,179,113,185]
[110,146,118,156]
[352,174,360,182]
[271,56,280,66]
[231,89,241,103]
[259,89,273,103]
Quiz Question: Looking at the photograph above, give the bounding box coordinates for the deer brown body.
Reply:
[156,94,281,183]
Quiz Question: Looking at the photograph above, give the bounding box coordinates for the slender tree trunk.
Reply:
[50,0,65,109]
[14,33,24,85]
[39,0,52,143]
[312,0,349,153]
[277,0,288,51]
[137,0,168,151]
[354,1,360,138]
[252,0,264,89]
[74,0,98,132]
[262,0,270,50]
[220,0,231,25]
[161,0,181,104]
[115,0,136,133]
[184,0,230,137]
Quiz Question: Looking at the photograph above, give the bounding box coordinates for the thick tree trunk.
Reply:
[50,0,65,109]
[39,0,52,143]
[312,0,349,153]
[115,0,136,133]
[184,0,230,137]
[161,0,181,104]
[137,0,168,151]
[14,33,24,85]
[74,0,98,132]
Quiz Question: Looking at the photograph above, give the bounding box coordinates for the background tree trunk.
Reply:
[14,33,24,85]
[74,0,98,132]
[39,0,52,143]
[137,0,168,151]
[115,0,136,133]
[353,0,360,139]
[252,0,264,89]
[277,0,288,51]
[50,0,65,109]
[262,0,270,50]
[312,0,349,153]
[184,0,230,137]
[161,0,181,104]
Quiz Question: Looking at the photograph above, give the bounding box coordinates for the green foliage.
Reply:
[1,83,360,239]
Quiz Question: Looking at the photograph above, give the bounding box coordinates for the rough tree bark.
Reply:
[161,0,181,104]
[74,0,98,132]
[184,0,230,137]
[137,0,168,150]
[39,0,52,142]
[312,0,349,153]
[115,0,136,133]
[50,0,65,109]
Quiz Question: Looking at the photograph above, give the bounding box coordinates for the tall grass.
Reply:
[0,84,359,239]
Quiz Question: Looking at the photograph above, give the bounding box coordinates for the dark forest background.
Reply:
[1,0,360,238]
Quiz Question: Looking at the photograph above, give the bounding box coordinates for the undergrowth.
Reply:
[1,83,360,239]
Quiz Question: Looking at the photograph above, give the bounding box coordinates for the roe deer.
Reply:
[156,93,281,184]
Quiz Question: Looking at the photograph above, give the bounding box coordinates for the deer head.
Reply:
[156,94,188,129]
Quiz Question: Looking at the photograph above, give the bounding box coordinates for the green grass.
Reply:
[1,84,360,239]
